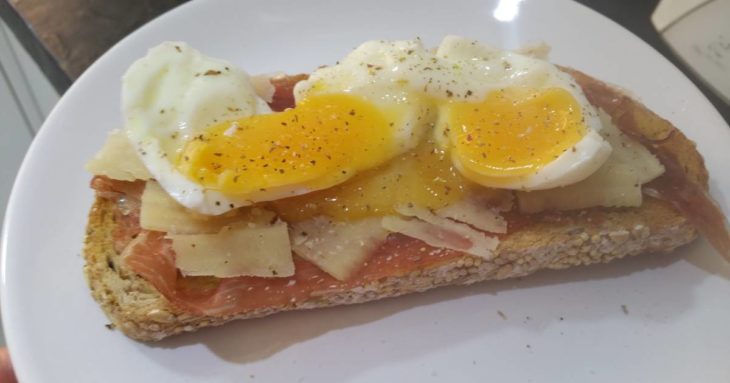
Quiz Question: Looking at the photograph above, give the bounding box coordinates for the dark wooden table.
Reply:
[0,0,188,91]
[1,0,728,124]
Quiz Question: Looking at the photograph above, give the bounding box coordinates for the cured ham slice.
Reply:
[567,68,730,261]
[120,226,467,316]
[92,177,496,317]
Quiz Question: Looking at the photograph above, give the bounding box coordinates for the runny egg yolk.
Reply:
[177,94,395,196]
[271,140,481,222]
[445,87,586,180]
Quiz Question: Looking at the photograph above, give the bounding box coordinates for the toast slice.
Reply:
[85,195,696,341]
[83,70,709,341]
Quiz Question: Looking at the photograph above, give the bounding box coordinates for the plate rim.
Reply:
[2,0,729,381]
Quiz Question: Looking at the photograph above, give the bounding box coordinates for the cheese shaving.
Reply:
[382,215,497,259]
[85,129,152,181]
[291,216,387,281]
[435,198,507,233]
[386,204,499,258]
[141,181,275,234]
[169,222,294,278]
[250,74,276,103]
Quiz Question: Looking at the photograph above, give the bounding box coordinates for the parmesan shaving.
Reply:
[382,215,497,259]
[435,198,507,233]
[250,74,276,103]
[291,217,387,281]
[85,129,152,181]
[169,222,294,278]
[389,204,499,258]
[140,181,275,234]
[517,162,643,213]
[597,110,664,184]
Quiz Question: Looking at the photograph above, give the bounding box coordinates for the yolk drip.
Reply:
[177,93,395,195]
[270,141,491,222]
[446,87,586,178]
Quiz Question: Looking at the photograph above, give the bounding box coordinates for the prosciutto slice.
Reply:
[118,225,465,316]
[567,68,730,261]
[93,178,467,316]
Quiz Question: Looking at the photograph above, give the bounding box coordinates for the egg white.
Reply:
[433,36,612,190]
[123,38,612,216]
[123,42,271,215]
[293,39,436,153]
[294,37,611,190]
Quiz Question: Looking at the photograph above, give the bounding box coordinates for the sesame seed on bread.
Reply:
[83,70,706,341]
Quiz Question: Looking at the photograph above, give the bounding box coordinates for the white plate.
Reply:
[3,0,730,382]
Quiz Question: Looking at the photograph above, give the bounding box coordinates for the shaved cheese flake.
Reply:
[389,204,499,258]
[169,222,294,278]
[85,129,152,181]
[250,74,276,103]
[597,110,664,184]
[517,162,642,213]
[382,216,497,259]
[436,198,507,233]
[396,204,483,237]
[291,216,387,281]
[141,181,275,234]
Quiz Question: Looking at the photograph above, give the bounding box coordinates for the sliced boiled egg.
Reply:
[124,42,428,215]
[296,36,611,191]
[123,42,271,215]
[176,92,402,202]
[123,38,612,217]
[293,39,436,153]
[433,36,612,190]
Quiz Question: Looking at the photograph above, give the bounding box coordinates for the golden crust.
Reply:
[83,71,705,341]
[84,196,696,341]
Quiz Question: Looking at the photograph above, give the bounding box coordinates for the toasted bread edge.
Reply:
[83,70,704,341]
[84,195,696,341]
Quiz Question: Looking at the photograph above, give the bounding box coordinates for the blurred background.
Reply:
[0,0,728,350]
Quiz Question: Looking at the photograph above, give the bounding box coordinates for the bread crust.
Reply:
[84,195,696,341]
[83,71,704,341]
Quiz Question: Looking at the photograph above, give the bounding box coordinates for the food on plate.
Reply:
[83,36,730,341]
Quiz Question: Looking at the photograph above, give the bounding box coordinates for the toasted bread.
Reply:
[85,194,696,341]
[84,70,706,341]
